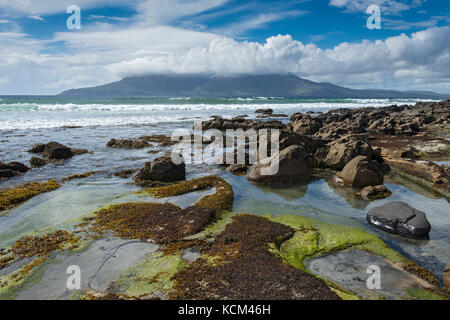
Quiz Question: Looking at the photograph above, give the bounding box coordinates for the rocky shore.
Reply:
[0,100,449,300]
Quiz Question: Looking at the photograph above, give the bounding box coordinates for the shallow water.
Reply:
[0,98,449,298]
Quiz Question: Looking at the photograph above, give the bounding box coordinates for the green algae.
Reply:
[268,214,406,271]
[406,288,447,300]
[330,287,360,300]
[113,251,186,298]
[0,180,61,212]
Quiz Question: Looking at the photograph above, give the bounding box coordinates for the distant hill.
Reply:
[59,74,450,99]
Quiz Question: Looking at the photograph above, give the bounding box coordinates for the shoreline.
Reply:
[0,99,449,300]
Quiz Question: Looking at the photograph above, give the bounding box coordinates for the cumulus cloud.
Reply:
[105,27,450,92]
[0,15,449,94]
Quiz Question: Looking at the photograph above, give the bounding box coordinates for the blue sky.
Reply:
[0,0,449,94]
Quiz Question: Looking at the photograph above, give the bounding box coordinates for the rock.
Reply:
[30,157,47,168]
[336,156,384,187]
[114,169,136,179]
[1,161,29,173]
[444,263,450,293]
[43,142,73,160]
[226,164,248,175]
[28,143,46,153]
[367,202,431,238]
[291,114,323,135]
[0,169,15,179]
[255,108,273,114]
[107,139,149,149]
[134,153,185,183]
[0,161,29,180]
[71,148,90,155]
[358,185,392,201]
[323,136,374,170]
[246,145,310,184]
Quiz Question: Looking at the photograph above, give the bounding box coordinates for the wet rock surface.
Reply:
[134,153,185,184]
[336,156,385,187]
[107,139,149,149]
[367,202,432,238]
[246,145,310,184]
[0,161,29,180]
[358,185,392,201]
[306,250,442,300]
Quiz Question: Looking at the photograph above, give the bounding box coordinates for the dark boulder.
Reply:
[28,143,46,154]
[43,142,73,160]
[367,202,431,238]
[30,157,48,168]
[1,161,29,173]
[0,169,15,179]
[134,153,185,183]
[246,145,310,184]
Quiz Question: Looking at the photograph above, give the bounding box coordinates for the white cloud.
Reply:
[329,0,423,15]
[0,0,134,16]
[0,3,449,95]
[28,15,46,22]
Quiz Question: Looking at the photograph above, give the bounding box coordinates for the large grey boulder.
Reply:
[367,202,431,238]
[336,156,384,187]
[246,145,310,184]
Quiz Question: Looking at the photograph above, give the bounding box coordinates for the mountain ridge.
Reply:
[59,74,449,99]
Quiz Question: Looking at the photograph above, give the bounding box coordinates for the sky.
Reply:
[0,0,449,95]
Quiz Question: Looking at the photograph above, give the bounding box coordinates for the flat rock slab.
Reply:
[15,238,158,300]
[367,201,431,238]
[306,250,435,300]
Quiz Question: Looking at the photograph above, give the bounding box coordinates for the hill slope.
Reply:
[59,74,449,99]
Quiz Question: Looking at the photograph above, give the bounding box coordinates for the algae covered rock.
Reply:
[337,156,384,187]
[170,214,340,300]
[367,202,431,238]
[444,263,450,293]
[106,138,149,149]
[0,180,61,212]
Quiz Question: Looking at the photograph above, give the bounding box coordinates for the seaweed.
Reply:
[0,180,60,212]
[169,214,340,300]
[82,203,216,244]
[145,175,234,215]
[62,171,98,182]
